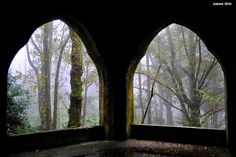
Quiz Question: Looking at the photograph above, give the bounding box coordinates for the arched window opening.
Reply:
[7,20,100,135]
[133,23,225,129]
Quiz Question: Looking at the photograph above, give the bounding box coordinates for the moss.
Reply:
[68,28,84,128]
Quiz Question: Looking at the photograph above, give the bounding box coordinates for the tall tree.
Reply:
[42,23,53,130]
[68,28,83,128]
[10,20,100,132]
[52,24,69,129]
[137,64,145,119]
[81,52,98,126]
[160,86,173,125]
[158,25,219,127]
[134,24,224,128]
[26,22,53,130]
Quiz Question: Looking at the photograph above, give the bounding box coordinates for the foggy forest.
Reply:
[7,21,225,135]
[133,24,225,128]
[7,20,99,135]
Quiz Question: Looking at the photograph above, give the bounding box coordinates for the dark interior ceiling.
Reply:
[1,2,235,155]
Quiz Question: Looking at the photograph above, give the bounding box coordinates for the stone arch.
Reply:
[7,17,105,134]
[127,23,226,129]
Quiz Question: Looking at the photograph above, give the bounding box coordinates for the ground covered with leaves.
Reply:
[9,139,231,157]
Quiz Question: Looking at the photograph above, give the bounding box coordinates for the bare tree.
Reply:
[134,24,224,128]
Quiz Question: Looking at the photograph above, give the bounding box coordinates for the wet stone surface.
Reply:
[8,140,230,157]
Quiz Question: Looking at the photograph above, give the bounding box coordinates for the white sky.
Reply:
[9,46,30,75]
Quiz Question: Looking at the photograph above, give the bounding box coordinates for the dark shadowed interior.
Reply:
[1,2,234,156]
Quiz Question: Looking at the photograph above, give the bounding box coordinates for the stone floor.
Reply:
[8,140,232,157]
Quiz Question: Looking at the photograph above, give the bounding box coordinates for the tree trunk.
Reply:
[158,84,164,125]
[41,23,53,130]
[82,83,88,126]
[154,24,220,128]
[53,32,69,129]
[137,65,144,118]
[26,44,43,128]
[28,22,53,131]
[166,26,191,126]
[164,90,173,125]
[68,28,83,128]
[146,52,152,124]
[82,55,90,126]
[187,32,200,127]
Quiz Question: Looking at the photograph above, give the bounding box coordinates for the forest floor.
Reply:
[8,139,232,157]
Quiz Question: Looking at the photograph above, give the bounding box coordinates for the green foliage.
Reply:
[9,20,100,132]
[84,112,99,126]
[198,89,224,106]
[7,73,32,135]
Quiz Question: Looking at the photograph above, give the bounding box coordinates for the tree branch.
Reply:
[26,43,39,75]
[135,71,178,97]
[141,64,162,124]
[133,86,187,117]
[195,38,202,81]
[201,108,225,118]
[30,37,42,54]
[55,24,68,53]
[180,65,192,79]
[181,26,190,59]
[157,94,185,113]
[62,103,69,110]
[199,58,217,89]
[200,108,225,126]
